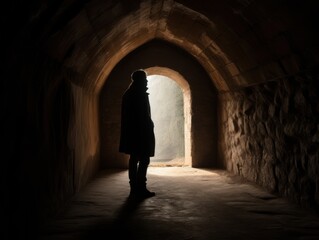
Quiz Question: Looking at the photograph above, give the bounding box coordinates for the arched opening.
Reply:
[99,39,217,169]
[148,75,185,166]
[145,68,191,167]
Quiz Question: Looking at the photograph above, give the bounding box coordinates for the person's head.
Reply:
[131,69,148,89]
[131,69,147,81]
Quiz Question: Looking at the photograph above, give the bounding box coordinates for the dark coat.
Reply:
[119,83,155,157]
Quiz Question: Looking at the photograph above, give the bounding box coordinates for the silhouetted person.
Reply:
[119,69,155,198]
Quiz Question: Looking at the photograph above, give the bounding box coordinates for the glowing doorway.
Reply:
[148,75,184,166]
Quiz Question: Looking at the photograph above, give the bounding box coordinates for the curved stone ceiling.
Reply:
[44,0,319,93]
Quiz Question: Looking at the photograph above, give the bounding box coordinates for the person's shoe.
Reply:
[138,188,155,198]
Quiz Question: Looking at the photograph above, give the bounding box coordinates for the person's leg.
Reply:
[128,155,139,195]
[137,156,155,197]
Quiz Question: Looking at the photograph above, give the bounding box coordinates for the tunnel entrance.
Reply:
[147,74,185,166]
[99,39,217,168]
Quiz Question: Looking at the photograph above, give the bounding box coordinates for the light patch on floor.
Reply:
[148,166,220,176]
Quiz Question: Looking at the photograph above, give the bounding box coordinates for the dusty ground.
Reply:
[39,167,319,240]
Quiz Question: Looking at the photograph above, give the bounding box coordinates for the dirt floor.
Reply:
[39,167,319,240]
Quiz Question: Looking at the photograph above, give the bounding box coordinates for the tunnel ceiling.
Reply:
[39,0,319,93]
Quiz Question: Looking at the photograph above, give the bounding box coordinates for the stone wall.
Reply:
[218,72,319,210]
[3,46,101,238]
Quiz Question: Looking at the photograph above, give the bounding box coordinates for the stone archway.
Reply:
[99,39,218,169]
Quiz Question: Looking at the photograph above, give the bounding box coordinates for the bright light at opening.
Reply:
[147,75,185,166]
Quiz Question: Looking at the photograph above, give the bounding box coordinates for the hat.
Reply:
[131,69,147,82]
